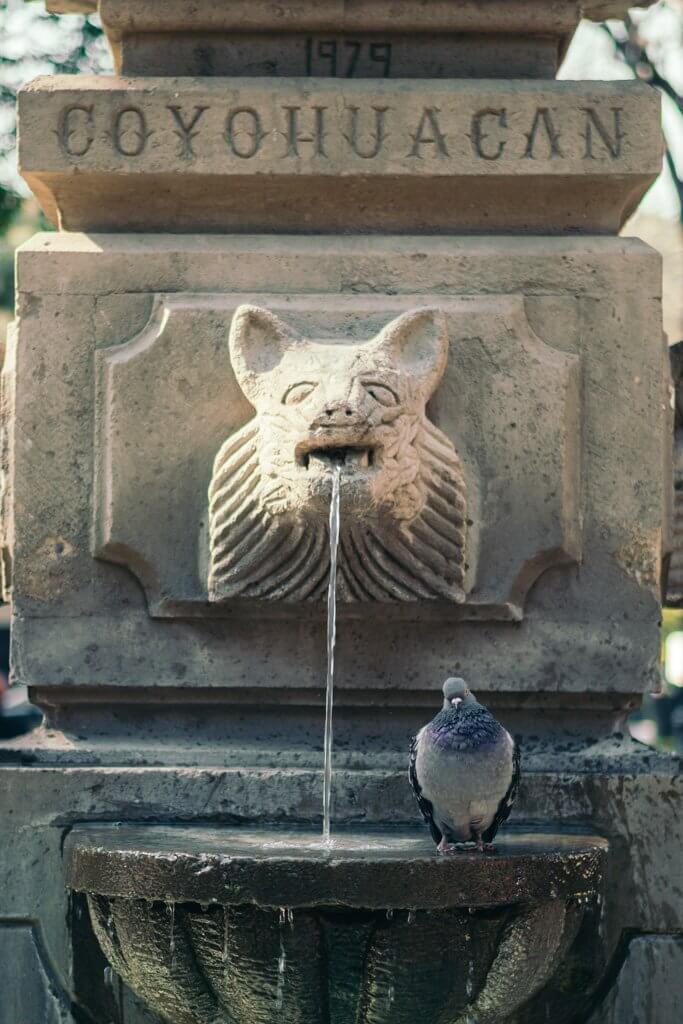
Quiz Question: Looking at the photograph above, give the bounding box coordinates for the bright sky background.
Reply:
[560,5,683,220]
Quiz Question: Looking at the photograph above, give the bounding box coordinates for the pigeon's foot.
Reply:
[474,837,496,853]
[437,839,469,855]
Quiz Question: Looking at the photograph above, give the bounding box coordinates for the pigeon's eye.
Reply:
[362,381,398,407]
[283,382,317,405]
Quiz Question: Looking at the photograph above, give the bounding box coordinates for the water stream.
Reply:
[322,463,342,843]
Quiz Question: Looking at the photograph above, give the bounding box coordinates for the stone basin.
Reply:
[66,825,608,1024]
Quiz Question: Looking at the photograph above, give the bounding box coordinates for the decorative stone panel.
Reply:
[93,293,580,618]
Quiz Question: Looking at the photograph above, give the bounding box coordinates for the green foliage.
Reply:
[0,184,20,234]
[0,247,13,309]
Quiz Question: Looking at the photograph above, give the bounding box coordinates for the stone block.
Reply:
[45,1,656,78]
[6,233,668,696]
[591,936,683,1024]
[93,292,579,616]
[18,78,661,232]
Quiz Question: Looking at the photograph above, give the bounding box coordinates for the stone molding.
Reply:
[93,292,580,619]
[18,78,661,232]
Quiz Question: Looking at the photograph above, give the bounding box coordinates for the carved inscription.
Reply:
[168,105,208,159]
[57,101,628,164]
[112,107,151,157]
[58,103,95,156]
[225,108,264,159]
[305,38,392,77]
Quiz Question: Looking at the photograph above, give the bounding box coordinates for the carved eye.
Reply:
[363,382,398,407]
[283,382,317,405]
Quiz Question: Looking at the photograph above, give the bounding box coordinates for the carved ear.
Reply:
[229,304,298,400]
[372,309,449,395]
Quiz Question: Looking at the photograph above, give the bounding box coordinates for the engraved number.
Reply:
[305,38,392,77]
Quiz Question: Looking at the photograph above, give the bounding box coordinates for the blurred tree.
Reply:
[600,10,683,214]
[0,0,109,219]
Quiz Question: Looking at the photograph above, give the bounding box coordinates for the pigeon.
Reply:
[409,677,521,853]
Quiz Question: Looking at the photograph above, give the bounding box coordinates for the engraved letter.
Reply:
[225,107,264,159]
[167,105,208,159]
[470,108,507,161]
[58,104,94,157]
[581,107,624,159]
[345,106,389,159]
[282,106,327,157]
[112,107,151,157]
[408,107,449,158]
[523,108,562,159]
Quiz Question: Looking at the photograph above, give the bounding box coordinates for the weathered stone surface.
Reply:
[66,824,607,907]
[0,923,75,1024]
[45,1,656,79]
[94,293,577,615]
[65,824,606,1024]
[18,78,661,232]
[83,896,589,1024]
[590,936,683,1024]
[7,233,667,695]
[5,6,678,1019]
[0,750,681,1020]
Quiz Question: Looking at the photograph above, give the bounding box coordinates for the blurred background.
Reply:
[0,0,682,746]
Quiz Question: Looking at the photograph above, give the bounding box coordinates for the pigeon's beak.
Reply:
[450,697,463,708]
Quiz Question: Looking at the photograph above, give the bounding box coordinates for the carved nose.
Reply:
[322,405,356,424]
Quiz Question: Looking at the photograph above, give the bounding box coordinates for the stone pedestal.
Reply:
[1,2,680,1023]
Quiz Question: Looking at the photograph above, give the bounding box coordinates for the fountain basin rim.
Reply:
[65,825,607,910]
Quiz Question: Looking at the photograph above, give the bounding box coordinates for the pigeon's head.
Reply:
[442,677,476,711]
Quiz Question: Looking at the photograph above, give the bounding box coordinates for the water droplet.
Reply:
[407,910,415,924]
[103,965,113,989]
[387,984,395,1006]
[275,931,287,1009]
[466,952,475,998]
[385,909,394,921]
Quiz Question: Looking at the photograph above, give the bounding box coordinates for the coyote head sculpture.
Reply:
[207,305,467,603]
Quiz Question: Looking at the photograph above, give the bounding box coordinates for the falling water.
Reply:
[322,464,342,843]
[275,908,287,1009]
[168,903,176,972]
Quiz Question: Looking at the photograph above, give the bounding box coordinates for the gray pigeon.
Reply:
[409,677,521,853]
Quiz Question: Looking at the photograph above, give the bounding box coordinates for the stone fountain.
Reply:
[1,1,682,1022]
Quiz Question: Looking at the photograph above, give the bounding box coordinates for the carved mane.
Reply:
[208,419,467,604]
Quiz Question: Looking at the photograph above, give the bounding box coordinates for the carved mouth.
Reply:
[301,446,374,471]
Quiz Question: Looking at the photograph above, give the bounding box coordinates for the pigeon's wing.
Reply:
[409,733,443,846]
[482,739,521,844]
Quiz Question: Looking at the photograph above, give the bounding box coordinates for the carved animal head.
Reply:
[208,305,467,603]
